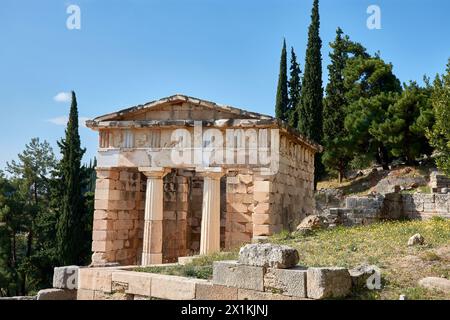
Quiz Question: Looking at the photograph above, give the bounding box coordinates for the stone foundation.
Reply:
[325,192,450,226]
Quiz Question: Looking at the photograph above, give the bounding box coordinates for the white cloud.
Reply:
[47,116,91,127]
[47,116,68,126]
[53,92,72,103]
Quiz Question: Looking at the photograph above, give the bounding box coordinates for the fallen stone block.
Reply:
[296,215,327,232]
[349,265,379,289]
[53,265,79,290]
[37,288,77,300]
[307,267,352,299]
[418,277,450,293]
[263,267,307,297]
[238,243,299,269]
[213,260,264,291]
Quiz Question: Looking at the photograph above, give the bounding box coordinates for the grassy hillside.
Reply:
[272,217,450,300]
[138,218,450,300]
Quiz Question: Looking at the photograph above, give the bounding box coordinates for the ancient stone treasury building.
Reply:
[87,95,322,266]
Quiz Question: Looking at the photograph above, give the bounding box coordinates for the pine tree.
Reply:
[288,47,302,128]
[427,60,450,175]
[275,39,289,121]
[371,82,433,164]
[298,0,324,186]
[56,91,86,265]
[344,56,402,169]
[322,28,350,182]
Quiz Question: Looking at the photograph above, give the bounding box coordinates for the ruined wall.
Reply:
[398,193,450,219]
[430,172,450,191]
[325,193,450,226]
[92,168,145,266]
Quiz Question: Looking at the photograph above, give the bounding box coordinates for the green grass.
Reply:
[135,251,238,280]
[136,219,450,300]
[271,218,450,300]
[401,186,432,194]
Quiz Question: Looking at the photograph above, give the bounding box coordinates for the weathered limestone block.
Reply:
[78,267,121,293]
[349,265,378,289]
[37,288,77,300]
[112,271,152,296]
[195,283,238,300]
[53,265,79,290]
[418,277,450,293]
[77,288,95,300]
[96,168,120,180]
[263,267,307,297]
[213,261,264,291]
[238,243,299,269]
[150,274,200,300]
[306,267,352,299]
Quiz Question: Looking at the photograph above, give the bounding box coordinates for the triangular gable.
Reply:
[93,94,273,122]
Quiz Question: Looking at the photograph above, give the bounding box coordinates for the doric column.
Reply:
[139,167,170,265]
[197,168,224,255]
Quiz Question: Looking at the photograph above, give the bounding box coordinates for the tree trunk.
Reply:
[377,146,390,170]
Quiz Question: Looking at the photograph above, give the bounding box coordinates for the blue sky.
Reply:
[0,0,449,168]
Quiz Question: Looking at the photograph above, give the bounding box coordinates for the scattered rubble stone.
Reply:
[238,243,299,269]
[408,233,425,246]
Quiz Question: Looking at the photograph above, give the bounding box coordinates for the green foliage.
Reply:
[426,60,450,175]
[371,82,434,164]
[298,0,323,144]
[288,47,302,128]
[275,39,289,122]
[56,91,89,266]
[297,0,324,187]
[344,56,402,169]
[322,28,362,182]
[1,139,57,296]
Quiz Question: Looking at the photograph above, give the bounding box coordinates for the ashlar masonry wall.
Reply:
[252,134,315,236]
[93,168,145,266]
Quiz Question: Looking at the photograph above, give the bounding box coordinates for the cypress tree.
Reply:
[298,0,324,186]
[288,47,302,128]
[322,28,351,182]
[56,91,86,265]
[275,39,289,121]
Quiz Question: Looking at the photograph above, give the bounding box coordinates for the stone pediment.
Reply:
[89,94,273,122]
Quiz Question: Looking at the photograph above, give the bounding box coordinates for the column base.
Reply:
[141,253,163,265]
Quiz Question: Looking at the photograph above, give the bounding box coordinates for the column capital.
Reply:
[196,167,224,179]
[138,167,171,178]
